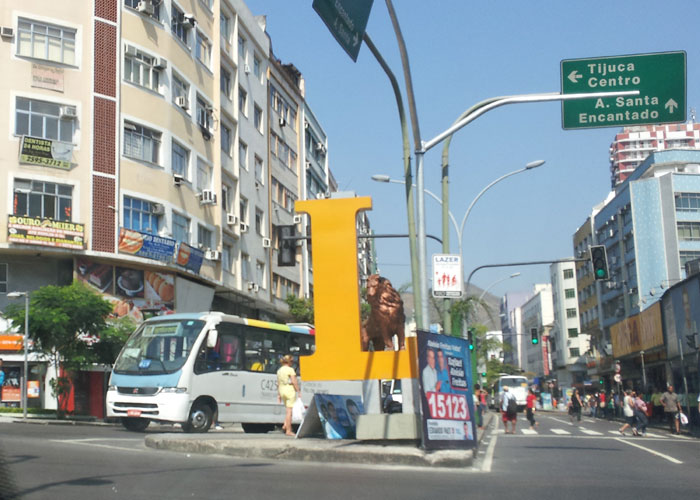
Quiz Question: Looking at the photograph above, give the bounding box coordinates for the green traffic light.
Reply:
[469,343,474,351]
[481,372,487,377]
[532,339,539,345]
[596,269,607,278]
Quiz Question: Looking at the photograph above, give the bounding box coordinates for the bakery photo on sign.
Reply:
[75,257,175,322]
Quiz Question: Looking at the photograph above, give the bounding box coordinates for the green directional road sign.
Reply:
[561,51,686,130]
[313,0,374,62]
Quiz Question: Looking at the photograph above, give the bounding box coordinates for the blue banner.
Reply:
[175,242,204,274]
[118,227,176,263]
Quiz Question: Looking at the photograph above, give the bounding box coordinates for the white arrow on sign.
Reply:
[665,98,679,113]
[567,70,583,84]
[352,32,359,47]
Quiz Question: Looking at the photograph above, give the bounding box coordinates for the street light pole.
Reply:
[8,291,29,420]
[478,272,521,302]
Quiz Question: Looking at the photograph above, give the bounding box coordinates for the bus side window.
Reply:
[216,323,243,370]
[288,334,315,369]
[244,329,266,372]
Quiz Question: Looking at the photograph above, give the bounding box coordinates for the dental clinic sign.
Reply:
[432,254,463,298]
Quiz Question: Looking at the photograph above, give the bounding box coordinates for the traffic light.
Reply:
[481,371,487,377]
[530,327,539,345]
[467,327,476,351]
[590,245,609,281]
[277,225,296,266]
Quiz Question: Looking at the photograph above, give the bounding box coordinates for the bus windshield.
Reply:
[499,376,528,389]
[113,319,206,375]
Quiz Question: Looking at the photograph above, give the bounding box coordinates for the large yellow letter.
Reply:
[296,197,417,381]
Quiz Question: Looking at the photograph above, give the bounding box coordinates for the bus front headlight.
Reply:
[160,387,187,394]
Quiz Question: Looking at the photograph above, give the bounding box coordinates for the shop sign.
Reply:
[19,135,73,170]
[0,335,24,351]
[175,242,204,274]
[8,215,85,250]
[31,63,64,92]
[118,227,176,263]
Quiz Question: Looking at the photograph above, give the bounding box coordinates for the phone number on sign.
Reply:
[426,392,469,420]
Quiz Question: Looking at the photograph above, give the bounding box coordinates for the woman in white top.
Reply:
[618,390,638,436]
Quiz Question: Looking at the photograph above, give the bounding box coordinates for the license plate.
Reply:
[127,409,142,417]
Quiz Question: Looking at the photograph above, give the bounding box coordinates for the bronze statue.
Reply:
[361,274,406,351]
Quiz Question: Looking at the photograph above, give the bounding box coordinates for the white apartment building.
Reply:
[520,284,553,377]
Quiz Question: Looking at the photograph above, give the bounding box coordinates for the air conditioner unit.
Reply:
[262,237,271,248]
[304,121,309,129]
[183,14,196,27]
[201,127,212,141]
[124,44,137,56]
[247,281,255,290]
[305,160,312,169]
[316,192,325,199]
[199,189,217,205]
[173,174,184,186]
[610,256,618,265]
[205,250,221,261]
[154,58,168,69]
[137,0,155,15]
[174,96,188,110]
[226,213,238,226]
[240,222,248,233]
[150,203,165,215]
[0,27,14,38]
[315,142,324,152]
[244,64,251,74]
[293,215,302,224]
[279,116,286,127]
[608,228,615,238]
[253,284,260,293]
[59,106,78,119]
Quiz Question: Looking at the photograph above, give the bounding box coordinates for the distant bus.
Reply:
[490,374,529,412]
[106,312,360,432]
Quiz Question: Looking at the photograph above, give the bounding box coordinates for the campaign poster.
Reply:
[313,394,364,439]
[417,329,476,450]
[118,227,177,263]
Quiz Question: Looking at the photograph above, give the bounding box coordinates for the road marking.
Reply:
[614,438,683,464]
[551,428,571,435]
[609,430,623,435]
[545,416,571,425]
[50,439,142,452]
[644,432,662,438]
[578,428,603,436]
[520,429,538,435]
[481,426,498,473]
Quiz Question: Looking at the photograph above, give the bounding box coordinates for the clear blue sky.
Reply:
[246,0,700,299]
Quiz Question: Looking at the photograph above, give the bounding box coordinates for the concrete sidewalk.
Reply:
[144,412,493,468]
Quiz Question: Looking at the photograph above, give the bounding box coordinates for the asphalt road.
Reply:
[1,414,698,500]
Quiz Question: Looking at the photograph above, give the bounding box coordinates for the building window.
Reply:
[196,159,211,192]
[238,35,246,63]
[240,197,248,224]
[563,269,574,279]
[221,123,232,157]
[172,141,189,178]
[255,156,264,185]
[569,348,581,357]
[220,67,231,98]
[222,244,233,273]
[566,308,577,319]
[195,31,211,68]
[253,55,261,81]
[567,328,579,338]
[172,73,189,107]
[220,12,231,42]
[241,253,250,282]
[123,196,160,235]
[15,97,75,143]
[565,288,576,299]
[239,141,248,170]
[271,177,297,212]
[680,251,700,269]
[256,260,265,288]
[254,104,263,132]
[124,122,160,164]
[13,179,72,221]
[17,18,76,65]
[255,208,264,235]
[124,48,162,92]
[171,6,190,45]
[239,87,247,116]
[0,264,7,294]
[172,212,189,243]
[196,96,212,130]
[675,192,700,212]
[198,224,213,250]
[677,222,700,241]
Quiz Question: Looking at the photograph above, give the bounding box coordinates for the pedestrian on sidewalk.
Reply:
[526,388,539,430]
[660,385,682,434]
[277,354,301,436]
[500,386,518,434]
[651,388,664,423]
[474,383,485,430]
[633,391,648,436]
[619,390,637,436]
[569,388,583,424]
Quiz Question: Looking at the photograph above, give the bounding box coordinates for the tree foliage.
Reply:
[285,294,314,324]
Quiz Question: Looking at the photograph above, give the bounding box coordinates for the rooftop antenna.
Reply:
[690,107,696,124]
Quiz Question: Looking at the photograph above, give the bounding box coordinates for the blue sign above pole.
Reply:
[313,0,374,62]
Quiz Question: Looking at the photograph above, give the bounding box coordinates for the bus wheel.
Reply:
[182,402,213,433]
[121,417,150,432]
[242,423,274,433]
